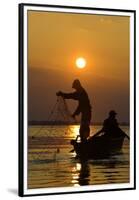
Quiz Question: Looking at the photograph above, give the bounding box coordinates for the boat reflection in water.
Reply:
[70,150,129,186]
[71,162,90,186]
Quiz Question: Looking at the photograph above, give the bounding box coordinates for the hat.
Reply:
[109,110,117,116]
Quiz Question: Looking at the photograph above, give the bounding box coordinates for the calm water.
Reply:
[28,125,129,189]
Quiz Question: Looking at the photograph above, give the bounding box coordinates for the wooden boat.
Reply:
[70,134,125,159]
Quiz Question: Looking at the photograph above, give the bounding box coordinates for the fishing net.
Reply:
[57,96,74,124]
[29,96,77,160]
[31,96,76,138]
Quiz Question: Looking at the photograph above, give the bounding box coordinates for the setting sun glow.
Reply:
[76,57,86,69]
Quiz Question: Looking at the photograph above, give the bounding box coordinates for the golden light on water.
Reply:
[72,163,81,173]
[76,57,86,69]
[71,163,81,186]
[76,163,81,171]
[69,125,80,138]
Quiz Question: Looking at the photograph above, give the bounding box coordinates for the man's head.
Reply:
[72,79,82,89]
[109,110,117,117]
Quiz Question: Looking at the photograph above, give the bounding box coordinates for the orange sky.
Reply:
[28,10,130,123]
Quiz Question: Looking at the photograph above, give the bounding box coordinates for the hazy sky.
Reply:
[28,10,130,123]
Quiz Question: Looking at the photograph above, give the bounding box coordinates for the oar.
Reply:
[70,149,75,153]
[123,132,130,140]
[90,129,103,139]
[91,129,130,140]
[118,128,130,140]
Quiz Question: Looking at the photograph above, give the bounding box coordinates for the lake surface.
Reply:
[28,125,129,189]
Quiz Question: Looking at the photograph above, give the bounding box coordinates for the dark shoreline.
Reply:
[28,121,129,126]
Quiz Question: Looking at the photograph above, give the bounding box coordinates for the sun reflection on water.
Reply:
[71,163,82,186]
[76,163,81,171]
[71,162,91,187]
[68,125,80,138]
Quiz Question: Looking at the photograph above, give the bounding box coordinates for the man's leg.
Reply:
[79,110,91,142]
[79,124,90,142]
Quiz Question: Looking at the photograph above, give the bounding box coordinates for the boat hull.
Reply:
[71,135,125,159]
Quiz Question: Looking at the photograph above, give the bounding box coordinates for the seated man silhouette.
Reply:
[94,110,126,138]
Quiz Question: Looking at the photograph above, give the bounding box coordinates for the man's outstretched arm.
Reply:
[56,91,78,100]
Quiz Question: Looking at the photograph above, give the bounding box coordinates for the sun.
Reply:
[76,57,86,69]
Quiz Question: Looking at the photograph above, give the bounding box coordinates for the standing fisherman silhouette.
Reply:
[56,79,92,142]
